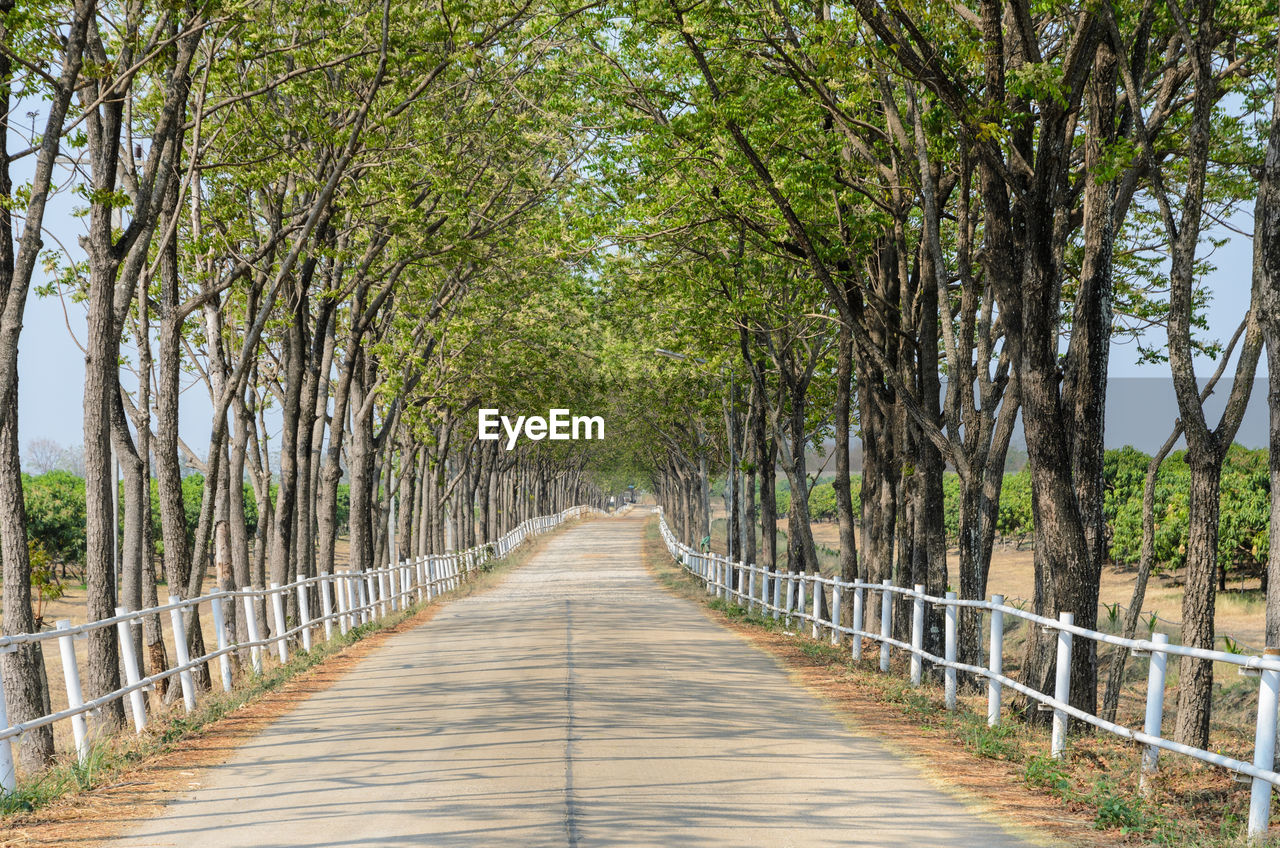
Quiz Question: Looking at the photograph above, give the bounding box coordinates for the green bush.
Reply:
[22,471,87,571]
[337,483,351,533]
[996,471,1033,539]
[769,477,859,523]
[1104,444,1268,578]
[21,470,282,569]
[942,473,961,539]
[808,482,837,521]
[1215,445,1268,579]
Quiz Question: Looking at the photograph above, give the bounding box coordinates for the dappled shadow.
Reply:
[102,518,1027,848]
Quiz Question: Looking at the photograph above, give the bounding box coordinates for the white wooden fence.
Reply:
[657,509,1280,840]
[0,505,595,795]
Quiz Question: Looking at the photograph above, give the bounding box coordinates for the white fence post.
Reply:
[210,594,234,693]
[378,569,390,617]
[270,584,289,663]
[415,557,426,603]
[114,607,148,732]
[426,557,436,601]
[335,574,350,635]
[910,586,925,687]
[56,620,89,764]
[167,599,197,713]
[320,573,335,641]
[242,589,263,675]
[772,571,781,620]
[831,584,842,646]
[851,586,864,661]
[988,595,1004,727]
[388,566,399,613]
[361,574,373,623]
[747,565,757,614]
[797,577,806,632]
[0,673,14,793]
[944,592,958,711]
[811,578,821,640]
[297,577,312,652]
[1248,647,1280,839]
[879,580,892,673]
[1140,632,1169,795]
[737,565,746,605]
[783,574,794,625]
[1051,612,1074,758]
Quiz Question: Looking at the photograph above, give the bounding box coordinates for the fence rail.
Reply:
[0,505,598,795]
[657,509,1280,840]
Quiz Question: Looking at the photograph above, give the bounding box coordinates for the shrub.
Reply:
[23,470,87,574]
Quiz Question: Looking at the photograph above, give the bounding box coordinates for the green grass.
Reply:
[959,716,1019,760]
[1022,752,1072,795]
[1091,780,1151,832]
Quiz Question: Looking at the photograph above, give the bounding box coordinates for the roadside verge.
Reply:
[0,523,572,848]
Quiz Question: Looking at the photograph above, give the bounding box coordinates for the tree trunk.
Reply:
[0,380,54,768]
[834,324,858,595]
[229,391,252,644]
[1175,447,1227,745]
[82,243,126,730]
[348,362,376,574]
[111,391,146,683]
[269,289,305,601]
[1253,42,1280,649]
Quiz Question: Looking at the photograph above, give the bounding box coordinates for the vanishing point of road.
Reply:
[116,512,1035,847]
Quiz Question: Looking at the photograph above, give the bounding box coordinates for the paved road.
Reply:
[117,512,1035,847]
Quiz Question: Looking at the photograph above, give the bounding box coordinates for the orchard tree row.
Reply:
[0,0,616,774]
[20,469,353,582]
[583,0,1279,751]
[784,443,1273,589]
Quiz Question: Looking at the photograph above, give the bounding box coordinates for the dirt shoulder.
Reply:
[0,528,561,848]
[642,516,1265,848]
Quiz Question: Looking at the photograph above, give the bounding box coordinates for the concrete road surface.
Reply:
[116,512,1035,847]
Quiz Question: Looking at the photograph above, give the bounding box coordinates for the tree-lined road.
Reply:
[116,515,1032,847]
